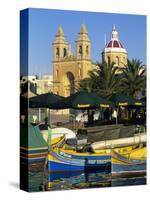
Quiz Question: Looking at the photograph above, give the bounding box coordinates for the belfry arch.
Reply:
[66,72,75,95]
[62,71,76,97]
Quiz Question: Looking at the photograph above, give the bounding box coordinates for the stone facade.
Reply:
[53,24,128,97]
[52,24,92,97]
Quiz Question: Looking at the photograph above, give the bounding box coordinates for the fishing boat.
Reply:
[48,135,146,174]
[20,125,62,162]
[47,142,135,173]
[48,147,111,173]
[111,147,146,176]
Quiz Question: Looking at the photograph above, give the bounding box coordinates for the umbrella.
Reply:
[140,96,146,106]
[109,94,145,107]
[109,93,145,125]
[51,91,114,110]
[29,92,64,108]
[29,92,64,124]
[50,91,114,127]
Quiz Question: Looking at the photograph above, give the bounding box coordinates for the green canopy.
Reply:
[20,125,48,148]
[29,92,64,108]
[51,91,114,110]
[109,94,145,107]
[140,96,146,104]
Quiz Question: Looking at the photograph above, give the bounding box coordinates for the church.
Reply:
[52,24,127,97]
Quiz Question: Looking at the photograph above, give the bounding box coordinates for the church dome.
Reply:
[103,25,127,53]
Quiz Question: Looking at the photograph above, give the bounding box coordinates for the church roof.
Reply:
[106,40,124,48]
[103,25,127,53]
[76,23,90,42]
[56,25,64,36]
[80,23,88,34]
[53,25,68,44]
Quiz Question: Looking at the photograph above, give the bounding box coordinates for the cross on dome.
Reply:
[111,24,119,41]
[103,25,127,53]
[112,24,116,30]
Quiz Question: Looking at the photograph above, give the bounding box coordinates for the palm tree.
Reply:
[78,77,94,93]
[79,61,120,97]
[119,59,146,98]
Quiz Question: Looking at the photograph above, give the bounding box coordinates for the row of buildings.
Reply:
[20,24,128,97]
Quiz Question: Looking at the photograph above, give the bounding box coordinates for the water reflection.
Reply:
[25,163,146,192]
[45,171,111,191]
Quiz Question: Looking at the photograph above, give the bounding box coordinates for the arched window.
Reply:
[56,48,59,57]
[107,56,111,64]
[63,48,67,57]
[66,72,75,95]
[115,56,119,65]
[86,46,89,55]
[79,45,82,56]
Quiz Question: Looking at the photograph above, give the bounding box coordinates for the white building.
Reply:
[37,74,53,94]
[20,75,53,95]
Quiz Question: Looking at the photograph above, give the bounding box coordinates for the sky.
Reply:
[20,8,146,77]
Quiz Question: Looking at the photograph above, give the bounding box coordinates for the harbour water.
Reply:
[27,163,146,192]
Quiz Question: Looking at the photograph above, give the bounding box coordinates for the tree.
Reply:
[119,59,146,97]
[78,77,95,93]
[79,61,120,97]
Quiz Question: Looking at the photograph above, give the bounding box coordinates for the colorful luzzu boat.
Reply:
[20,126,48,162]
[20,125,62,163]
[48,147,111,173]
[111,147,146,175]
[48,146,139,173]
[48,138,146,175]
[20,146,48,162]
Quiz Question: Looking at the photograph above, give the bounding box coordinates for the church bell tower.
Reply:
[76,24,92,78]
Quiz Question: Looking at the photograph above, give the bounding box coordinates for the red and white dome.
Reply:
[103,25,127,53]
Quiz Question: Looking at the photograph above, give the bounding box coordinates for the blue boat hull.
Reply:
[48,150,111,173]
[48,160,111,172]
[111,150,146,175]
[112,162,146,174]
